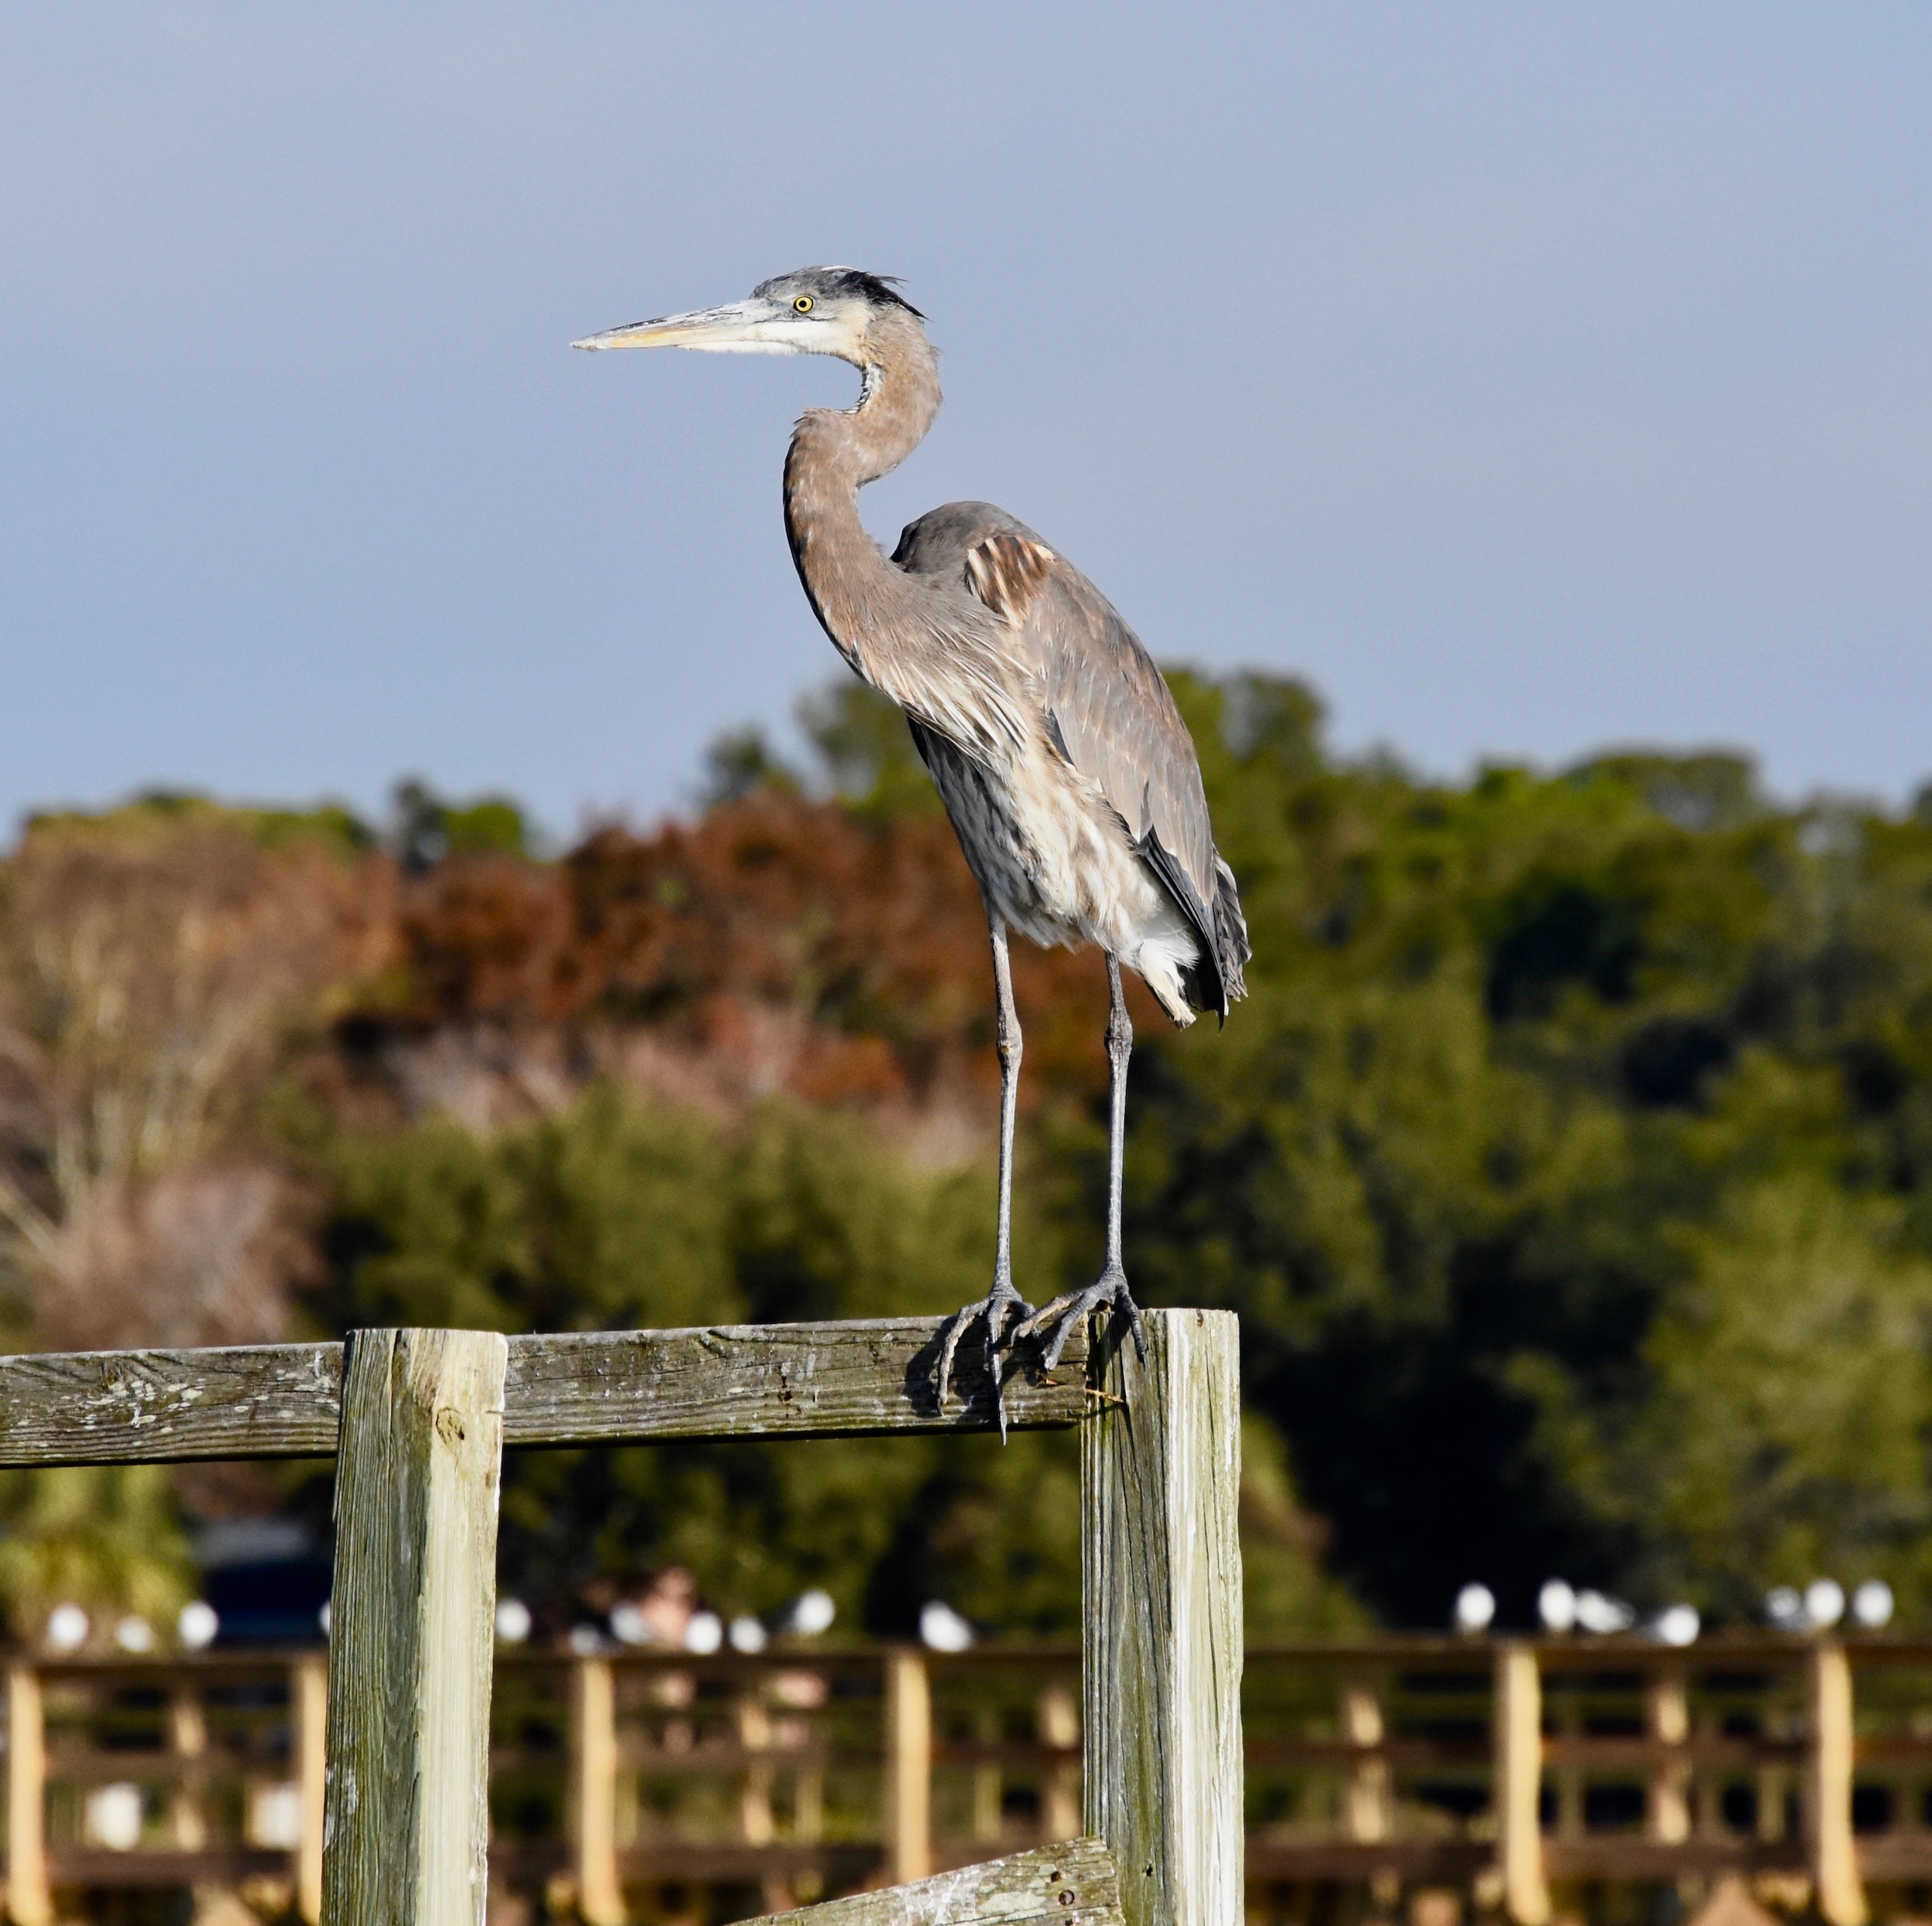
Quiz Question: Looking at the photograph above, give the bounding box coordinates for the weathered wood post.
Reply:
[5,1662,50,1926]
[1550,1678,1583,1846]
[886,1646,934,1883]
[1340,1672,1390,1846]
[1646,1662,1691,1845]
[795,1680,828,1849]
[1038,1676,1082,1843]
[321,1329,508,1926]
[1080,1307,1243,1926]
[739,1686,777,1849]
[295,1652,329,1926]
[571,1655,624,1926]
[1494,1643,1549,1926]
[971,1703,1002,1845]
[169,1684,209,1849]
[1811,1642,1867,1926]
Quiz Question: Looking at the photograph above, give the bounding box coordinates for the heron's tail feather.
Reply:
[1171,855,1249,1023]
[1213,856,1250,1009]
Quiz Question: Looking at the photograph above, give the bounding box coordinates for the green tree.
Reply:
[311,1084,1353,1635]
[0,1466,192,1646]
[1613,1176,1932,1616]
[1111,672,1932,1625]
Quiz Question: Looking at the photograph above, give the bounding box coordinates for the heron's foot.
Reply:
[937,1273,1033,1412]
[1014,1265,1148,1375]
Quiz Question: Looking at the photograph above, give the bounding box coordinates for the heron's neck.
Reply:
[783,315,942,675]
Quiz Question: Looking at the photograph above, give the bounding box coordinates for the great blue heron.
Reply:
[575,267,1249,1399]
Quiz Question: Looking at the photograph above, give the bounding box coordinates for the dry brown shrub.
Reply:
[33,1165,303,1353]
[0,812,392,1346]
[376,792,1148,1138]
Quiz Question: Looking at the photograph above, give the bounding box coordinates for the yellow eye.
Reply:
[793,295,814,313]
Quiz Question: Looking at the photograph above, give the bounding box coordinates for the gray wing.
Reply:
[894,503,1249,1013]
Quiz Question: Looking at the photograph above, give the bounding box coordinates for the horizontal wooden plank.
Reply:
[1542,1840,1809,1880]
[602,1842,883,1886]
[1845,1839,1932,1880]
[47,1848,296,1888]
[45,1747,202,1784]
[55,1838,1932,1900]
[740,1837,1121,1926]
[0,1319,1089,1466]
[1252,1733,1811,1771]
[1244,1841,1492,1883]
[1541,1736,1807,1768]
[0,1342,344,1467]
[933,1741,1081,1769]
[1239,1638,1821,1666]
[502,1318,1090,1448]
[42,1659,311,1683]
[1855,1736,1932,1761]
[496,1740,1088,1776]
[1241,1840,1826,1887]
[1245,1739,1490,1770]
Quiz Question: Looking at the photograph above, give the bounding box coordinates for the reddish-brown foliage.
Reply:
[369,791,1164,1132]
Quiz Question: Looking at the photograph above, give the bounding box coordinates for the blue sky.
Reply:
[2,5,1927,838]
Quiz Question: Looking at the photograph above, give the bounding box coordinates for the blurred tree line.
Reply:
[4,672,1932,1644]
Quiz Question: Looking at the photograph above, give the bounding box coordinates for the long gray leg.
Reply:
[991,916,1024,1301]
[1015,954,1148,1372]
[937,917,1033,1410]
[1101,952,1131,1282]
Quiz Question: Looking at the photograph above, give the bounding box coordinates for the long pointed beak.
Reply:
[571,300,770,352]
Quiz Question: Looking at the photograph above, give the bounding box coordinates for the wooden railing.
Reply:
[494,1645,1089,1917]
[1242,1635,1932,1925]
[0,1645,1085,1921]
[15,1635,1932,1921]
[2,1649,328,1925]
[0,1314,1243,1926]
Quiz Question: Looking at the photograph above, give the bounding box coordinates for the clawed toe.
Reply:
[936,1281,1032,1411]
[1015,1269,1147,1373]
[937,1269,1145,1432]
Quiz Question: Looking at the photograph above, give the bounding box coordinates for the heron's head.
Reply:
[573,267,923,366]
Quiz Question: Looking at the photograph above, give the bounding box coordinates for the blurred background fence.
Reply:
[14,1638,1932,1924]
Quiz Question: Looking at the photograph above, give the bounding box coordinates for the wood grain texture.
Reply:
[321,1329,506,1926]
[0,1342,342,1466]
[739,1836,1121,1926]
[0,1319,1087,1466]
[1081,1310,1243,1926]
[500,1319,1087,1446]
